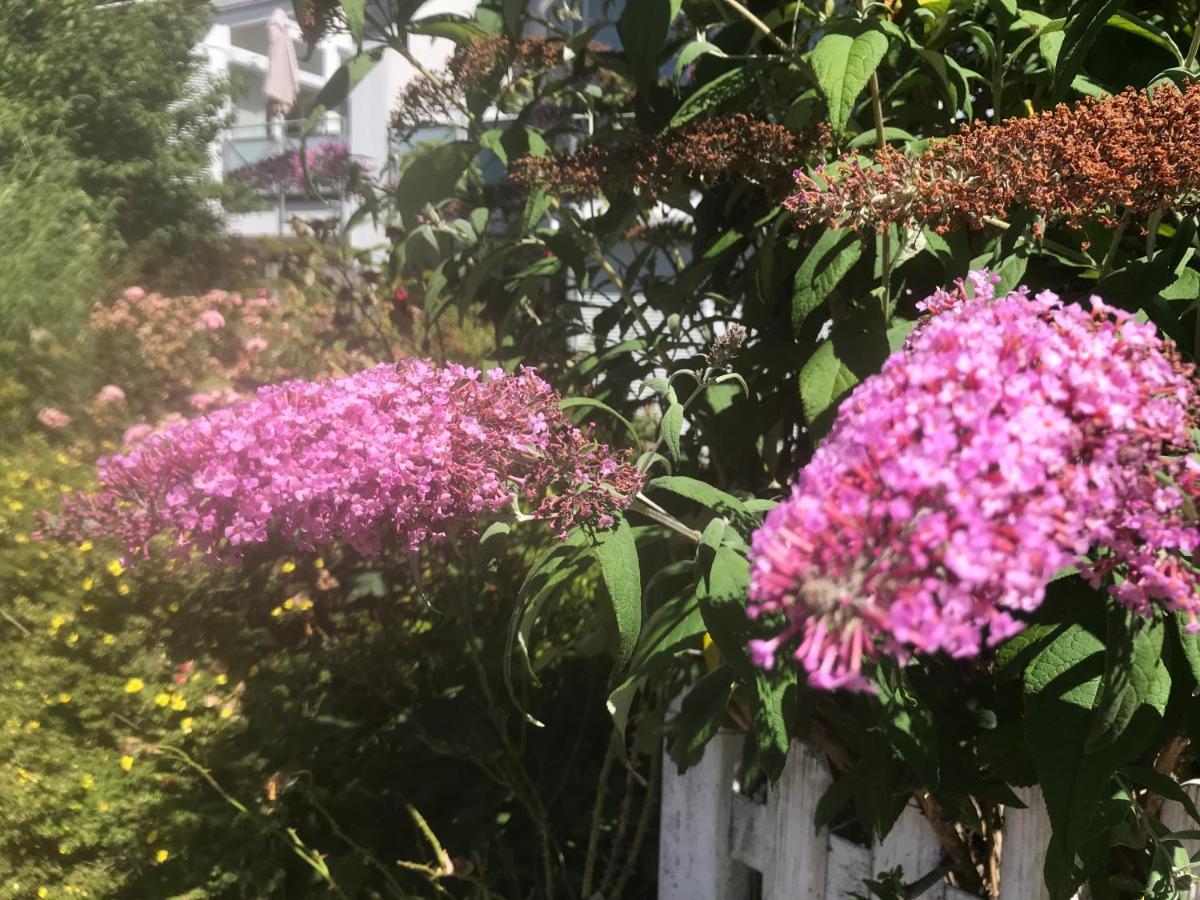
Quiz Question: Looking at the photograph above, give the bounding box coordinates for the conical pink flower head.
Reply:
[749,272,1200,691]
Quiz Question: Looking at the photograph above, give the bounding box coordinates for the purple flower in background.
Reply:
[229,141,367,194]
[748,272,1200,691]
[51,360,643,562]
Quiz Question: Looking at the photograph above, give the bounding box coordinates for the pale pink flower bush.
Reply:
[52,360,643,562]
[36,407,71,430]
[748,272,1200,691]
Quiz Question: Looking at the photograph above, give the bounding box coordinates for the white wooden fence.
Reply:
[658,732,1200,899]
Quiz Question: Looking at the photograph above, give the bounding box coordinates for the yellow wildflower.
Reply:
[219,705,234,720]
[280,561,296,573]
[57,693,71,704]
[101,634,116,646]
[56,452,70,466]
[65,633,78,646]
[106,559,124,577]
[97,800,109,812]
[117,584,130,596]
[169,695,186,711]
[154,693,170,708]
[167,601,178,612]
[313,557,324,569]
[123,677,144,694]
[25,720,40,731]
[81,577,94,591]
[282,597,295,611]
[270,606,283,618]
[13,533,28,544]
[215,673,228,686]
[58,843,69,855]
[81,604,95,612]
[119,755,134,771]
[7,500,23,512]
[38,888,47,898]
[77,540,93,553]
[154,849,169,864]
[180,717,194,734]
[80,774,94,790]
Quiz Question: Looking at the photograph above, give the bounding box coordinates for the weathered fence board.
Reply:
[658,735,1093,899]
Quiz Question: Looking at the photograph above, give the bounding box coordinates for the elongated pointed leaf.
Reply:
[792,229,862,331]
[1052,0,1126,100]
[1085,610,1169,753]
[808,23,889,133]
[592,518,642,670]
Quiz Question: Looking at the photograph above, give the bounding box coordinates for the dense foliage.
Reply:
[9,0,1200,898]
[281,0,1200,896]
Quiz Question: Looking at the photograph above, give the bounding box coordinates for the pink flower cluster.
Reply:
[51,360,643,561]
[228,142,365,194]
[748,272,1200,691]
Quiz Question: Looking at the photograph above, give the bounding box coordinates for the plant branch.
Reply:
[983,216,1098,267]
[716,0,793,55]
[629,495,703,543]
[914,791,984,895]
[1098,211,1131,279]
[1187,5,1200,70]
[581,730,620,898]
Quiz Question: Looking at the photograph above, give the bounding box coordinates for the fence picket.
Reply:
[658,734,1096,899]
[824,835,872,899]
[763,741,833,900]
[872,801,945,896]
[1159,783,1200,899]
[657,731,753,900]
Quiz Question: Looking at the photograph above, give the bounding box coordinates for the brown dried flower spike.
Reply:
[392,36,569,136]
[512,115,831,200]
[786,81,1200,234]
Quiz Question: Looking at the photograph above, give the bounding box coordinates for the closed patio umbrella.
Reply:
[264,8,299,116]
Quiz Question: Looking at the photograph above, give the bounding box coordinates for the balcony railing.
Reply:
[222,117,348,201]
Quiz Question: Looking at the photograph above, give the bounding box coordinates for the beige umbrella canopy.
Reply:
[264,8,300,116]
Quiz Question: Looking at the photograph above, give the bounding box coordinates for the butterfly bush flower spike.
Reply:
[51,360,642,561]
[748,272,1200,691]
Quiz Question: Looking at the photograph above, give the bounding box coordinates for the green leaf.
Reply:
[667,666,735,769]
[395,141,477,223]
[560,397,641,450]
[1085,610,1170,753]
[674,39,726,82]
[670,67,755,126]
[592,518,642,670]
[1105,12,1182,63]
[1024,621,1106,879]
[1173,611,1200,695]
[618,0,681,90]
[696,546,753,679]
[749,672,793,781]
[792,229,863,331]
[645,476,754,529]
[1023,597,1160,887]
[808,23,890,133]
[1052,0,1127,101]
[501,0,524,38]
[505,533,591,725]
[661,402,683,461]
[799,341,858,425]
[340,0,364,43]
[407,14,488,44]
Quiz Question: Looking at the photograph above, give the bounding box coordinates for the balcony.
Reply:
[222,118,352,236]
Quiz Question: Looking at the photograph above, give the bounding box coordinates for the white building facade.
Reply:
[202,0,478,244]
